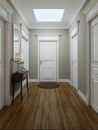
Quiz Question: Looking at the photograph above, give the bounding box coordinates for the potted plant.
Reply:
[20,61,24,69]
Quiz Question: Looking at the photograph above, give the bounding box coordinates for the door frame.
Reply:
[38,36,59,82]
[70,26,79,90]
[91,17,98,113]
[83,0,98,106]
[71,34,78,90]
[0,19,4,109]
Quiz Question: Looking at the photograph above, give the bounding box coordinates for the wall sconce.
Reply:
[15,53,22,62]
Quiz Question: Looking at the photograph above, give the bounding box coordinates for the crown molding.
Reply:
[83,0,98,14]
[0,0,14,21]
[0,0,14,14]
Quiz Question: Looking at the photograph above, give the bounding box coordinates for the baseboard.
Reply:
[78,90,88,105]
[92,103,98,114]
[5,96,12,106]
[0,103,4,110]
[29,79,38,82]
[59,79,71,84]
[29,79,71,84]
[14,88,21,99]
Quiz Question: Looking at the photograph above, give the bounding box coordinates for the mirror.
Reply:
[12,23,20,61]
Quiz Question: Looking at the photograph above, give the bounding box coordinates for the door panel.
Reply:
[93,79,98,106]
[93,24,98,61]
[91,17,98,113]
[39,41,57,82]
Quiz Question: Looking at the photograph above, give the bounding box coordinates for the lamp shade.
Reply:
[15,53,22,61]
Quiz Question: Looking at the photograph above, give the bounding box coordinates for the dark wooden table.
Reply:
[12,71,28,102]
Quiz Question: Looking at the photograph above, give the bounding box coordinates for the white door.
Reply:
[39,41,57,82]
[91,17,98,113]
[0,19,4,109]
[72,35,78,90]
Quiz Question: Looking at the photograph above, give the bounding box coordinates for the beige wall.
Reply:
[29,29,69,80]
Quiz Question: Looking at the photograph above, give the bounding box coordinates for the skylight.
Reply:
[33,9,65,22]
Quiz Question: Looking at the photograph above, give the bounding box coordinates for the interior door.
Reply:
[39,41,57,82]
[0,19,4,109]
[91,17,98,113]
[72,35,78,90]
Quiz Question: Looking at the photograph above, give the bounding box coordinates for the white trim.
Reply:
[29,26,69,29]
[38,36,59,82]
[78,90,88,105]
[4,22,12,106]
[59,79,71,84]
[70,23,79,90]
[90,17,98,113]
[69,23,78,36]
[0,0,14,22]
[22,30,29,41]
[14,88,21,100]
[0,0,14,14]
[92,103,98,114]
[29,79,71,84]
[85,1,98,22]
[91,16,98,26]
[10,0,29,27]
[29,79,38,82]
[5,96,12,106]
[84,1,98,110]
[58,79,66,82]
[83,0,98,14]
[38,36,59,41]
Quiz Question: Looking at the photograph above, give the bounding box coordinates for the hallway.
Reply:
[0,83,98,129]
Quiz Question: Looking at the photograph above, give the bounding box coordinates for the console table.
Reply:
[12,71,28,102]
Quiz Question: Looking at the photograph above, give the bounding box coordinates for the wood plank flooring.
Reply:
[0,82,98,129]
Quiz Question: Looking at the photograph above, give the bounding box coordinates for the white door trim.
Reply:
[91,17,98,113]
[83,0,98,107]
[70,24,78,90]
[38,36,59,82]
[71,34,78,90]
[0,19,4,109]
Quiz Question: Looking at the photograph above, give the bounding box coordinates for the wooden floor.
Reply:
[0,83,98,129]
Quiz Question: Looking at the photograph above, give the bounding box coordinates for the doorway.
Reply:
[71,34,78,90]
[91,16,98,113]
[38,36,58,82]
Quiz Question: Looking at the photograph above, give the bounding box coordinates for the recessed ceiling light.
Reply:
[33,9,65,22]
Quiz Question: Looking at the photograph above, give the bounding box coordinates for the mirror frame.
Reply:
[12,23,20,61]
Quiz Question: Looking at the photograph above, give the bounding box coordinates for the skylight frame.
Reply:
[33,9,65,22]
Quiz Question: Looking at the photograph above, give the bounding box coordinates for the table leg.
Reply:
[21,81,23,102]
[26,77,28,92]
[12,81,15,103]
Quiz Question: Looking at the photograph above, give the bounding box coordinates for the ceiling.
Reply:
[10,0,86,29]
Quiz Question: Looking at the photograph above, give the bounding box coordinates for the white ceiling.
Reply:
[10,0,86,29]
